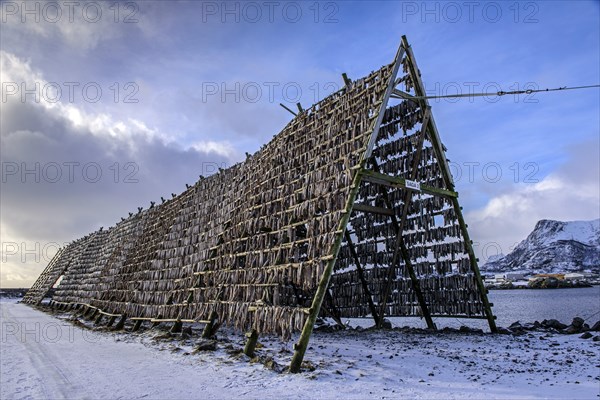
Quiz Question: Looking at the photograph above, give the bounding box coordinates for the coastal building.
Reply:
[494,272,525,282]
[564,272,589,281]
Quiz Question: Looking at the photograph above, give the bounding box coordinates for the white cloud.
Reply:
[192,140,238,159]
[467,138,600,261]
[0,51,234,288]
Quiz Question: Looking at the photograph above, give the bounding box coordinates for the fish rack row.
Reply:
[29,63,396,339]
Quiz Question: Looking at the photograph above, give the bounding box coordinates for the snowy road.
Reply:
[1,300,599,399]
[1,301,224,399]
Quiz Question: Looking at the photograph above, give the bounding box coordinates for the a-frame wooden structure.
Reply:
[24,36,496,373]
[289,36,496,371]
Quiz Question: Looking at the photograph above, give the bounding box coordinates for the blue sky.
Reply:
[1,0,599,287]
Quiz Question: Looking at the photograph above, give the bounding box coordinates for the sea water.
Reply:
[349,286,600,330]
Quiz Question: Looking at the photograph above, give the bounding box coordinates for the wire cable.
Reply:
[393,84,600,100]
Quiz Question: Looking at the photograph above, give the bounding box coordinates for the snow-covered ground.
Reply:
[1,299,598,399]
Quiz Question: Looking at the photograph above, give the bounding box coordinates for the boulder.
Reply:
[541,319,567,330]
[580,332,593,339]
[194,339,217,352]
[459,326,483,334]
[590,321,600,332]
[522,323,537,330]
[263,357,284,373]
[571,317,585,329]
[561,317,586,334]
[441,327,459,333]
[563,325,581,334]
[593,336,600,342]
[509,321,523,330]
[381,319,393,329]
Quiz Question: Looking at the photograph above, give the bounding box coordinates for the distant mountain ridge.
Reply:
[482,219,600,274]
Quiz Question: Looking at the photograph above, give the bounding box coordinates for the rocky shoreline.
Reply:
[314,316,600,343]
[500,317,600,339]
[487,280,596,290]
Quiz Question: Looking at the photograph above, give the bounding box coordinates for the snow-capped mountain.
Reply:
[482,219,600,274]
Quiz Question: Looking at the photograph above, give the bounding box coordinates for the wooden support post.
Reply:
[202,311,219,338]
[289,40,406,374]
[342,72,351,86]
[344,231,380,325]
[132,319,143,332]
[170,318,183,334]
[94,313,103,325]
[106,315,117,328]
[401,35,497,332]
[89,309,99,320]
[243,329,259,357]
[114,314,127,331]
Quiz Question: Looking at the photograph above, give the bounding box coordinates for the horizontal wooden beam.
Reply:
[150,318,197,323]
[362,169,458,198]
[352,203,395,216]
[98,310,122,317]
[430,314,497,320]
[390,88,416,100]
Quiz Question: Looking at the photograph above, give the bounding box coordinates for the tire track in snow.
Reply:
[1,303,90,400]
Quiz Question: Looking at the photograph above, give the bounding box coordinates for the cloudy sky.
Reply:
[1,1,599,287]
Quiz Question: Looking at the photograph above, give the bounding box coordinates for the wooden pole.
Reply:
[201,311,218,339]
[289,40,406,373]
[400,35,497,332]
[132,319,143,332]
[106,315,117,328]
[170,318,183,333]
[88,308,99,320]
[114,314,127,331]
[243,329,259,357]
